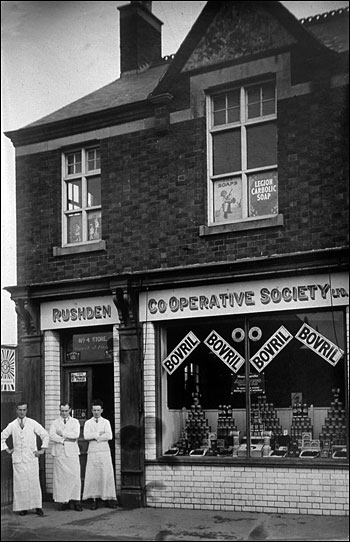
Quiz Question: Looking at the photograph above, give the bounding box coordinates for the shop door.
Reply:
[65,364,115,490]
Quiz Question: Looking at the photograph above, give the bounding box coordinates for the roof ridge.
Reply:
[300,6,349,26]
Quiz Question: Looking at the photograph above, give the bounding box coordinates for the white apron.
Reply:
[82,416,116,500]
[1,417,49,512]
[52,455,81,502]
[49,416,81,503]
[13,460,42,511]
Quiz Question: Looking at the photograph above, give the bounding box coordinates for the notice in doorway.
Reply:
[71,372,87,383]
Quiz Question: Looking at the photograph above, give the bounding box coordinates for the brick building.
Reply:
[3,1,349,514]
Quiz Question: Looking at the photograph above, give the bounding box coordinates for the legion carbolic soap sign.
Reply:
[248,170,278,217]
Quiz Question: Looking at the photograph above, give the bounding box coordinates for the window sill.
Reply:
[199,214,284,236]
[53,240,106,256]
[146,456,348,470]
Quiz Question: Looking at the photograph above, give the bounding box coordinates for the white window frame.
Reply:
[207,80,277,227]
[61,147,101,246]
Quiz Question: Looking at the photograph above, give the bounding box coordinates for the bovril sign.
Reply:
[139,273,348,322]
[41,296,119,330]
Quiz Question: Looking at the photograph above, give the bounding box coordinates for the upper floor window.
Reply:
[62,147,101,245]
[207,81,277,226]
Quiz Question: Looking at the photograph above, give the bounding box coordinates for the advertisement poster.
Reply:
[88,211,101,241]
[233,374,265,394]
[249,170,278,217]
[214,178,242,223]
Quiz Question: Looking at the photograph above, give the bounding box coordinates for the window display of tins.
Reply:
[269,432,290,457]
[216,404,237,444]
[319,388,347,455]
[290,400,313,441]
[251,394,283,437]
[167,395,211,456]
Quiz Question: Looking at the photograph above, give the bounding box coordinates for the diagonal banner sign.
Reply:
[162,331,200,375]
[204,330,245,373]
[295,323,344,366]
[249,325,293,373]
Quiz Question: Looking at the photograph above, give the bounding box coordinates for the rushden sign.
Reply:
[295,323,344,366]
[204,330,245,373]
[250,326,293,373]
[162,331,200,375]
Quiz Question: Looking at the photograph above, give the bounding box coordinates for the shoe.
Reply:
[90,500,98,510]
[19,510,27,516]
[74,503,83,512]
[105,500,119,509]
[58,503,69,511]
[35,508,44,517]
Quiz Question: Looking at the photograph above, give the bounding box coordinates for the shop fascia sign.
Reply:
[139,273,348,322]
[162,324,344,375]
[40,296,120,330]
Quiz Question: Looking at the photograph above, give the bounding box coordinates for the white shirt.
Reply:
[1,417,49,464]
[83,416,113,454]
[49,416,80,457]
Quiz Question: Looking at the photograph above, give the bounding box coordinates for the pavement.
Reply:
[1,501,349,541]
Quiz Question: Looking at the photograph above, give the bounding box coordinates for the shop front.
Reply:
[40,296,121,497]
[140,272,349,514]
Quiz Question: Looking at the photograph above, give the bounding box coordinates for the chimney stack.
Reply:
[118,1,163,75]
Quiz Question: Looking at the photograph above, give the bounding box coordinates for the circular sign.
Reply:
[249,327,262,341]
[232,328,245,342]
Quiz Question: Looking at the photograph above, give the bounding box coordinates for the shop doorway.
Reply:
[64,363,115,489]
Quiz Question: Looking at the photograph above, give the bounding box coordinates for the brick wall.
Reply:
[44,330,61,494]
[143,322,157,462]
[145,464,349,515]
[113,324,121,495]
[15,84,348,287]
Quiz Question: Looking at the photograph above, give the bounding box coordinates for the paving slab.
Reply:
[1,502,349,541]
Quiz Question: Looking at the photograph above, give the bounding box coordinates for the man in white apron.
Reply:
[1,402,49,516]
[49,402,83,511]
[82,399,118,510]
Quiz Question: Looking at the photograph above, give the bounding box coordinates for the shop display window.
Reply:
[160,310,348,461]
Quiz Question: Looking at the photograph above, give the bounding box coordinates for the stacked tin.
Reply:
[216,404,237,445]
[250,394,283,437]
[290,400,313,440]
[180,398,211,453]
[319,388,347,454]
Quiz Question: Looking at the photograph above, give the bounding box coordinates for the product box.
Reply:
[331,445,347,459]
[269,446,288,458]
[251,443,264,457]
[300,439,321,458]
[237,443,248,457]
[232,445,240,457]
[189,447,209,456]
